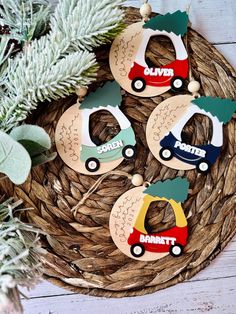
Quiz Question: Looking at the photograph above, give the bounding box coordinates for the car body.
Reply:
[128,59,189,92]
[159,132,221,171]
[128,194,189,258]
[80,126,136,172]
[128,225,188,254]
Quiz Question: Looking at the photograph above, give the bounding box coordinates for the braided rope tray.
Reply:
[1,7,236,297]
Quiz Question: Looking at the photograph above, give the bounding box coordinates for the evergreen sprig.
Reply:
[50,0,125,50]
[1,49,98,131]
[0,0,124,132]
[0,198,44,313]
[0,37,15,89]
[0,0,51,43]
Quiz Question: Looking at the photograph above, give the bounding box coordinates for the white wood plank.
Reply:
[223,237,236,251]
[214,43,236,69]
[21,276,236,314]
[20,238,236,298]
[20,281,71,299]
[49,1,236,69]
[125,0,236,44]
[189,250,236,281]
[48,0,236,44]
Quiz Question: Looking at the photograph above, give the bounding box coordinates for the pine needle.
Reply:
[0,0,125,132]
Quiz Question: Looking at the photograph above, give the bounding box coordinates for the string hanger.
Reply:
[140,0,152,22]
[71,171,145,215]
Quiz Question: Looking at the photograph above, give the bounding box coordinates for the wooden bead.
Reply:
[76,86,88,98]
[131,174,144,186]
[140,3,152,20]
[188,81,201,94]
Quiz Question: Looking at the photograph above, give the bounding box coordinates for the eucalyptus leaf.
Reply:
[15,140,50,157]
[32,152,57,167]
[10,125,51,150]
[0,131,31,185]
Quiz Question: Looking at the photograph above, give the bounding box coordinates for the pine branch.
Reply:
[0,198,44,313]
[0,36,15,89]
[0,0,125,132]
[0,49,98,132]
[0,0,51,87]
[0,0,51,43]
[50,0,125,50]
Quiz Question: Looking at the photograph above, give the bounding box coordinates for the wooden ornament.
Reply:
[109,11,189,97]
[109,178,189,261]
[55,82,137,175]
[146,95,236,173]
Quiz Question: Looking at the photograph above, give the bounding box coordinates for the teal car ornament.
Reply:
[55,81,137,175]
[79,81,137,173]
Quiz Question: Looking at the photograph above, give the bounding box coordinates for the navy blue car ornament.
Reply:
[146,95,236,173]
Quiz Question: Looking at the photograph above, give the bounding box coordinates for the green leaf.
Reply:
[9,125,56,167]
[0,130,31,185]
[15,140,50,157]
[32,152,57,167]
[10,125,51,151]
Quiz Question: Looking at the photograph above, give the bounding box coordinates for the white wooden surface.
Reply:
[21,1,236,313]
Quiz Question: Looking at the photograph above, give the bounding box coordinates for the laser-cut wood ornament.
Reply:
[109,10,189,97]
[146,95,236,173]
[55,81,136,175]
[109,178,190,261]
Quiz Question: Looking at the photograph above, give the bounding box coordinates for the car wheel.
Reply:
[131,77,146,92]
[171,76,185,92]
[122,145,136,160]
[85,158,100,172]
[169,244,183,257]
[130,243,145,258]
[159,147,174,161]
[196,160,211,174]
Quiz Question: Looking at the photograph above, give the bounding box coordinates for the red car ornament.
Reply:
[129,58,189,93]
[110,178,190,261]
[128,225,188,258]
[128,13,189,93]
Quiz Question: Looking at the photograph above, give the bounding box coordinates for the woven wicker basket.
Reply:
[1,7,236,297]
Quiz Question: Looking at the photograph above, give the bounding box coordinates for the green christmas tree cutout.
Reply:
[192,97,236,124]
[144,178,189,202]
[80,81,122,110]
[143,10,189,36]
